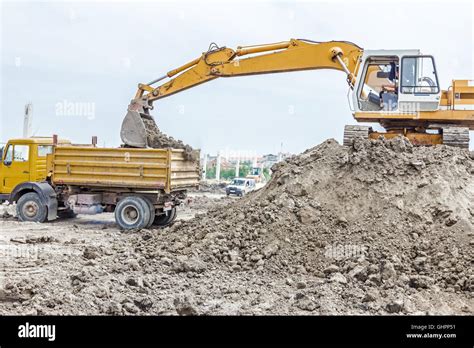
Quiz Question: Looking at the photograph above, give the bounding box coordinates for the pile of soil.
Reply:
[130,136,473,314]
[1,137,472,315]
[143,118,196,160]
[179,194,232,220]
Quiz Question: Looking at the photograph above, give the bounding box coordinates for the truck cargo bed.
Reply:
[48,146,200,192]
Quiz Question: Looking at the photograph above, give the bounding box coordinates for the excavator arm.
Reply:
[121,39,363,147]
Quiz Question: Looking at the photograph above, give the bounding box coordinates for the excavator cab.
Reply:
[354,50,441,114]
[346,50,467,147]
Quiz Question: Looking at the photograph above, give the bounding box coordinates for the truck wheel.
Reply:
[115,196,151,230]
[167,208,177,225]
[153,207,177,227]
[17,192,48,223]
[143,198,156,228]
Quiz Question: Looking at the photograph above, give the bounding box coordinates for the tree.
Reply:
[239,161,252,178]
[263,167,271,181]
[206,166,216,179]
[205,160,253,180]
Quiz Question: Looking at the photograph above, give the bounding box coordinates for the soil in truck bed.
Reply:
[142,118,197,161]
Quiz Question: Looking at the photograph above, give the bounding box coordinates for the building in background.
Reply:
[202,149,292,181]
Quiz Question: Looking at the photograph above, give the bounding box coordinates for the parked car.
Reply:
[225,178,256,196]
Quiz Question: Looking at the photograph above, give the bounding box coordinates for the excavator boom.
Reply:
[121,39,473,149]
[121,39,363,147]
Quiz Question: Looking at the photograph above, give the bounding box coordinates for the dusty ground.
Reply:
[0,137,473,315]
[0,193,240,315]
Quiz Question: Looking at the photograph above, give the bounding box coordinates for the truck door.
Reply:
[1,144,31,193]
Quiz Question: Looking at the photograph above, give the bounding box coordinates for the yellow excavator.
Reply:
[121,39,474,148]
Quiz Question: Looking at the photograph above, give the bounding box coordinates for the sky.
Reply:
[1,0,473,155]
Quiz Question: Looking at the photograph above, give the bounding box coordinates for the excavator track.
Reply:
[442,126,470,149]
[343,125,370,146]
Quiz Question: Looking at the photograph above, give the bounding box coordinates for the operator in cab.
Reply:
[380,62,399,111]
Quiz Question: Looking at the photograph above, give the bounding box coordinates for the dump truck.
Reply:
[0,136,200,229]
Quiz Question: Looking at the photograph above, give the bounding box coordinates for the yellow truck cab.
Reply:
[0,137,200,230]
[0,137,70,194]
[0,137,71,221]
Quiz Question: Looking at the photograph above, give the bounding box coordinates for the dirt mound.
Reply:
[131,137,473,314]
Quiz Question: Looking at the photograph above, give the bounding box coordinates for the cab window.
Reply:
[357,56,399,111]
[13,145,29,162]
[401,56,439,94]
[38,145,53,157]
[4,145,13,163]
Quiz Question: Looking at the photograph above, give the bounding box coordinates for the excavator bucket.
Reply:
[120,110,148,148]
[120,97,162,149]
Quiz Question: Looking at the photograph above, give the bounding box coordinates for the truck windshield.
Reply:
[231,179,245,186]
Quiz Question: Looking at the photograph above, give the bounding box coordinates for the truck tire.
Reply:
[153,207,177,227]
[114,196,151,230]
[17,192,48,223]
[143,198,156,228]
